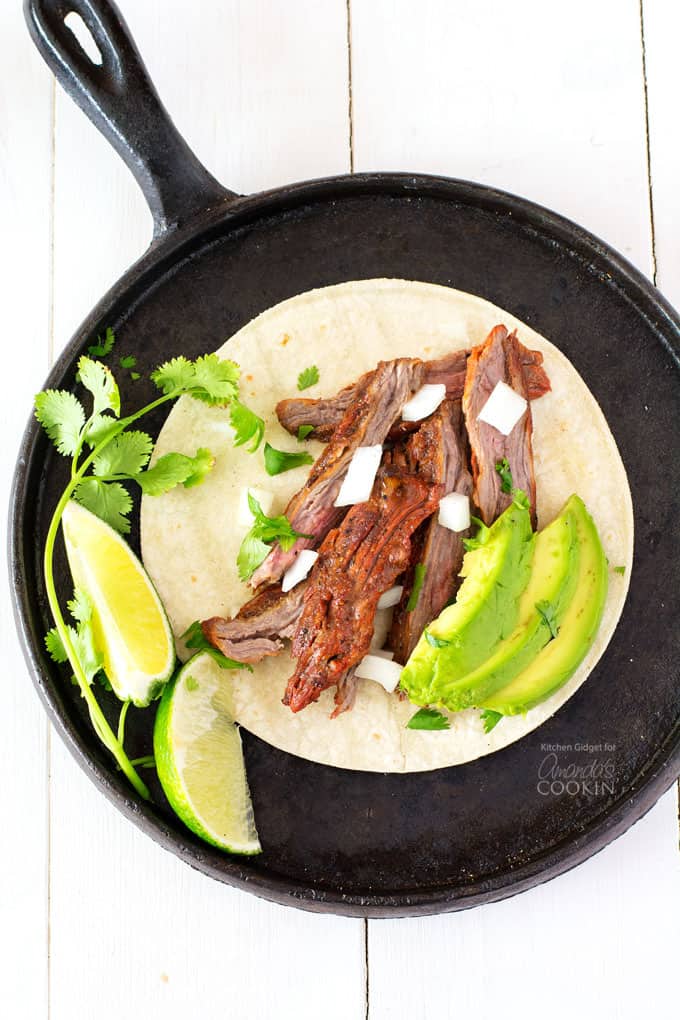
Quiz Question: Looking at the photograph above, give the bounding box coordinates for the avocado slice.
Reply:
[432,498,580,710]
[399,499,534,707]
[481,495,608,716]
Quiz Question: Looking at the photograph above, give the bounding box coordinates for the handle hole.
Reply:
[64,11,103,67]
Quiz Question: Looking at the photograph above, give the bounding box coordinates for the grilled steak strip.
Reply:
[250,358,424,588]
[276,346,550,442]
[388,399,473,664]
[463,325,537,527]
[201,582,307,663]
[284,470,442,714]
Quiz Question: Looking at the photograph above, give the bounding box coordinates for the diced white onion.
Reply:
[372,649,395,660]
[401,383,447,422]
[354,654,402,692]
[377,585,404,609]
[370,608,393,650]
[334,445,383,506]
[281,550,319,593]
[438,492,471,532]
[477,381,527,435]
[238,487,274,526]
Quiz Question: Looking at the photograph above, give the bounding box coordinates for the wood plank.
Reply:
[48,2,363,1018]
[642,0,680,848]
[642,0,680,305]
[351,1,679,1014]
[0,5,53,1017]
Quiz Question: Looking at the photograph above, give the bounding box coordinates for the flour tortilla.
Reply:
[140,279,633,772]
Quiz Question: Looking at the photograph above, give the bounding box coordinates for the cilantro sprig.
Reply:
[297,365,319,391]
[263,442,314,476]
[182,620,253,672]
[407,707,450,731]
[406,563,427,612]
[495,457,513,493]
[237,491,312,581]
[480,708,503,733]
[35,337,257,799]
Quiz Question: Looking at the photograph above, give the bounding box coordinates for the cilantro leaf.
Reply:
[406,563,427,612]
[87,327,115,358]
[182,448,215,488]
[67,589,92,624]
[119,355,137,369]
[613,565,625,576]
[151,354,240,405]
[463,516,491,552]
[536,599,559,639]
[297,365,319,391]
[512,488,530,510]
[92,431,153,478]
[237,491,312,581]
[84,412,119,449]
[136,448,214,496]
[424,629,450,649]
[77,356,120,416]
[237,533,272,582]
[45,627,68,663]
[191,355,240,406]
[45,588,104,687]
[495,457,513,493]
[74,477,133,534]
[480,708,503,733]
[150,356,194,394]
[407,707,450,731]
[35,389,86,456]
[263,442,314,476]
[182,620,253,671]
[297,424,314,441]
[229,399,265,452]
[130,371,141,381]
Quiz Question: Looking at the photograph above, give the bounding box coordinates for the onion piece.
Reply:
[354,654,402,692]
[438,492,470,532]
[477,380,527,435]
[401,383,447,422]
[334,445,383,506]
[238,487,274,526]
[370,608,393,650]
[377,585,404,610]
[281,549,319,593]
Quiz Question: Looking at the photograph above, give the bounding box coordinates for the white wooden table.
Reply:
[2,2,678,1017]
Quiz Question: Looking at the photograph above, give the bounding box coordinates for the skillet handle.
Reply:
[24,0,236,236]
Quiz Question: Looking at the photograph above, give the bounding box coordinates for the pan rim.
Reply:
[9,170,680,917]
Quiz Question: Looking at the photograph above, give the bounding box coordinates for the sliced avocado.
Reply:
[432,498,579,710]
[400,499,534,707]
[481,495,608,716]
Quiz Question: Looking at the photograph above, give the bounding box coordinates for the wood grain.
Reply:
[0,5,52,1017]
[350,1,680,1015]
[47,3,362,1020]
[1,0,678,1017]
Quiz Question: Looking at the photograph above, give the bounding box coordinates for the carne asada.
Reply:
[250,358,424,588]
[463,325,538,527]
[284,469,442,713]
[276,346,550,441]
[202,582,307,663]
[389,399,473,663]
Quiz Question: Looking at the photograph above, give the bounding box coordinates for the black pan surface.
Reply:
[12,0,679,916]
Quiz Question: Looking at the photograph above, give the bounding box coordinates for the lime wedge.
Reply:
[61,499,175,706]
[153,653,261,854]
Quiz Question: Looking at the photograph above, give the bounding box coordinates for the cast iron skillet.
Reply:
[12,0,679,917]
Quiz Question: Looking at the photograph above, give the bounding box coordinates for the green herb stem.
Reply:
[41,396,178,801]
